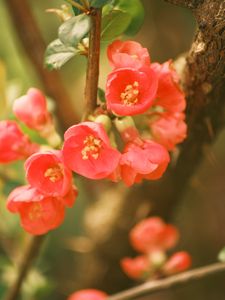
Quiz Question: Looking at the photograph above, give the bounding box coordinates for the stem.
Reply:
[4,235,45,300]
[82,7,102,120]
[108,262,225,300]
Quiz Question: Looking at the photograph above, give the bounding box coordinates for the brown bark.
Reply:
[77,0,225,294]
[5,0,79,130]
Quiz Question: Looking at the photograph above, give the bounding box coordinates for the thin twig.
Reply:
[108,262,225,300]
[82,7,102,120]
[4,235,45,300]
[65,0,88,13]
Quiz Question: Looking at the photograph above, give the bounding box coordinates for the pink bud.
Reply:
[0,120,39,163]
[163,251,192,275]
[121,255,150,279]
[13,88,51,131]
[68,289,107,300]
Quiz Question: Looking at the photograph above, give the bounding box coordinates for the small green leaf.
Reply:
[44,39,78,70]
[58,14,90,47]
[101,9,131,41]
[91,0,112,8]
[218,247,225,262]
[98,87,106,102]
[114,0,144,36]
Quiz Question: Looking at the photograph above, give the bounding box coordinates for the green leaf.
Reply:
[97,87,106,102]
[114,0,144,35]
[91,0,112,8]
[218,247,225,262]
[101,9,131,41]
[58,14,90,47]
[44,39,78,70]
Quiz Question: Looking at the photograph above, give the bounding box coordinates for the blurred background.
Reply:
[1,1,225,299]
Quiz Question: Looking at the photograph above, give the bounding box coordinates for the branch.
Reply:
[108,262,225,300]
[4,235,45,300]
[164,0,203,9]
[83,8,102,120]
[5,0,79,130]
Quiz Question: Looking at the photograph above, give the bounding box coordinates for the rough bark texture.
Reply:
[76,0,225,294]
[5,0,79,130]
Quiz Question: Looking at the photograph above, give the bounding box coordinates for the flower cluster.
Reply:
[121,217,191,280]
[1,39,187,235]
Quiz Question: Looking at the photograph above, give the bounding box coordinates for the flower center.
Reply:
[29,203,42,220]
[44,164,63,182]
[120,81,139,106]
[81,135,102,160]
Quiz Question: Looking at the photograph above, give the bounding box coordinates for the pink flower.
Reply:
[0,120,39,163]
[162,251,192,275]
[121,255,150,279]
[152,61,186,113]
[107,40,150,69]
[13,88,51,131]
[150,112,187,150]
[68,289,107,300]
[130,217,179,253]
[25,150,73,197]
[106,67,158,116]
[62,122,121,180]
[120,140,170,186]
[7,185,66,235]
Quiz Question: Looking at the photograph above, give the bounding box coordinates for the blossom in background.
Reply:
[149,112,187,151]
[0,120,39,163]
[120,140,170,186]
[107,39,150,69]
[25,150,73,197]
[62,122,121,180]
[68,289,107,300]
[13,88,51,131]
[121,217,191,280]
[106,67,158,116]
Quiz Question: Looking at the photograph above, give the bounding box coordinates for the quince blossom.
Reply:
[13,88,51,131]
[0,120,39,163]
[120,140,170,186]
[107,40,150,70]
[162,251,192,275]
[68,289,107,300]
[130,217,179,254]
[106,67,158,116]
[25,150,73,197]
[121,256,150,279]
[149,112,187,150]
[62,122,121,179]
[7,185,67,235]
[152,61,186,113]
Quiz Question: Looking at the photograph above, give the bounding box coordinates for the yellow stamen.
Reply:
[81,135,102,160]
[120,81,139,106]
[44,165,63,182]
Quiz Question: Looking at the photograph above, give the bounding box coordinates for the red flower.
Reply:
[152,61,186,113]
[130,217,179,253]
[7,185,66,235]
[106,67,158,116]
[68,289,107,300]
[107,40,150,70]
[0,120,39,163]
[162,251,192,275]
[120,140,170,186]
[25,150,73,197]
[121,255,150,279]
[62,122,121,180]
[150,112,187,150]
[13,88,51,131]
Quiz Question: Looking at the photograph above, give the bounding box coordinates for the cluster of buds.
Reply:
[1,39,187,235]
[121,217,191,280]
